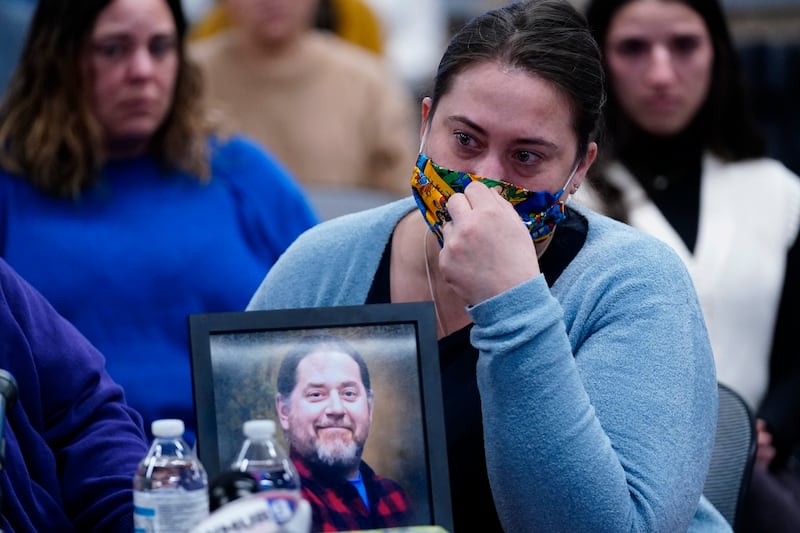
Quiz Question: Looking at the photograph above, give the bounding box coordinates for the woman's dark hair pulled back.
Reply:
[429,0,606,159]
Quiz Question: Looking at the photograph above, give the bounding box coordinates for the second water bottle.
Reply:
[232,419,301,493]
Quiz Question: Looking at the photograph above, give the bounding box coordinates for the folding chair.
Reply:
[702,382,757,529]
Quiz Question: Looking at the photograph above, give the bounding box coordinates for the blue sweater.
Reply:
[0,135,318,440]
[0,258,148,532]
[248,198,731,532]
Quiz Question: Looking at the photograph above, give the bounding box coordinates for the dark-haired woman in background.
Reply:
[0,0,318,443]
[577,0,800,530]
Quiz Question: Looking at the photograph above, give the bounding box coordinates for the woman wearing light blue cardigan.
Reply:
[248,1,728,531]
[249,198,727,532]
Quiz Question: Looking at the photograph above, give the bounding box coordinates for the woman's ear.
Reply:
[419,97,433,141]
[572,141,598,190]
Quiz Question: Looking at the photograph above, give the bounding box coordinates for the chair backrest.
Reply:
[702,382,757,529]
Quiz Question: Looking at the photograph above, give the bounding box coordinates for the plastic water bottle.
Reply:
[133,419,209,532]
[232,419,301,493]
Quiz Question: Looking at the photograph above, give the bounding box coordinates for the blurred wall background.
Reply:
[724,0,800,175]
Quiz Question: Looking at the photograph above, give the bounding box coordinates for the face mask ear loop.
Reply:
[419,120,431,156]
[559,159,582,202]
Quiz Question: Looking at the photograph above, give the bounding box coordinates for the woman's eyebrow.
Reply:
[447,114,558,149]
[447,114,487,135]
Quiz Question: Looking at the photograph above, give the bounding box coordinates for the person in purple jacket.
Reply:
[0,257,148,532]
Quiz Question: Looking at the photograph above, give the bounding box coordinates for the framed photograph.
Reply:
[189,302,452,531]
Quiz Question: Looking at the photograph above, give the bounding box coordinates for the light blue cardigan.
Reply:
[249,198,731,532]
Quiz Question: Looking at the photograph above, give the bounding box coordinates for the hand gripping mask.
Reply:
[410,152,576,247]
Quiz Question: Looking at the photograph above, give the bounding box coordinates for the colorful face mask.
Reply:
[410,152,576,246]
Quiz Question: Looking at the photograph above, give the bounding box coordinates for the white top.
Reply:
[576,154,800,409]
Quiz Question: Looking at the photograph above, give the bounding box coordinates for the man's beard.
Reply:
[306,437,365,478]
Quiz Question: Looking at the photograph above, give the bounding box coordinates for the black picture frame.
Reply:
[188,302,452,532]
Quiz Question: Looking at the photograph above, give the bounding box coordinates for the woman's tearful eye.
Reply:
[456,132,473,146]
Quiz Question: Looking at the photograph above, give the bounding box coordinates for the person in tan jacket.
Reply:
[190,0,418,215]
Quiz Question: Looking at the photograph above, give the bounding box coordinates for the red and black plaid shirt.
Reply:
[292,453,416,532]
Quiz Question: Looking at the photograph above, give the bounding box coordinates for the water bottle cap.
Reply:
[152,419,185,438]
[243,419,276,439]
